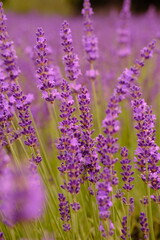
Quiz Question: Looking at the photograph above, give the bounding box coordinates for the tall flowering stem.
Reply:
[0,91,16,146]
[78,86,100,189]
[116,40,156,240]
[140,212,149,240]
[96,167,114,238]
[128,43,157,240]
[82,0,101,133]
[96,55,131,238]
[58,193,71,231]
[60,19,82,125]
[60,20,81,85]
[57,80,82,222]
[96,40,156,238]
[0,3,41,165]
[117,0,131,59]
[120,147,134,240]
[81,0,99,82]
[0,6,20,147]
[34,27,61,148]
[34,28,59,103]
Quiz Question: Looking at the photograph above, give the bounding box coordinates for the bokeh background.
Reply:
[2,0,160,14]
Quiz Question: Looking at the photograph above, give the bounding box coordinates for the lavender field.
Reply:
[0,0,160,239]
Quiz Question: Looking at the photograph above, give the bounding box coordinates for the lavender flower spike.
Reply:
[0,3,42,164]
[34,28,59,103]
[121,216,128,240]
[82,0,99,81]
[120,147,134,192]
[58,193,71,231]
[60,20,81,82]
[96,167,113,237]
[117,0,131,58]
[0,164,45,226]
[57,80,82,216]
[0,232,4,240]
[78,86,100,184]
[140,212,149,240]
[127,40,160,190]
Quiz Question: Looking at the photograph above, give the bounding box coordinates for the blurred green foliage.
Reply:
[2,0,74,14]
[2,0,159,14]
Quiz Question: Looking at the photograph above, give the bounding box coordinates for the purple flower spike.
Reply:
[34,28,59,103]
[57,80,81,219]
[96,167,114,237]
[120,147,134,191]
[60,20,81,82]
[121,216,128,240]
[82,0,99,62]
[151,194,160,204]
[78,86,100,184]
[117,0,131,58]
[0,232,4,240]
[0,92,17,146]
[0,3,41,163]
[0,164,45,226]
[96,40,155,239]
[82,0,99,82]
[140,212,149,240]
[70,202,80,211]
[130,80,160,186]
[58,193,71,231]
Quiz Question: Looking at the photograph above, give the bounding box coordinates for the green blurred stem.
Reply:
[51,102,61,136]
[7,138,19,166]
[126,192,132,240]
[147,185,155,240]
[11,121,30,160]
[111,192,117,240]
[29,110,50,168]
[91,80,102,134]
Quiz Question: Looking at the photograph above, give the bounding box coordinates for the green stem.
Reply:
[51,102,61,136]
[91,80,102,134]
[147,185,155,240]
[111,192,117,240]
[126,192,131,240]
[11,121,30,160]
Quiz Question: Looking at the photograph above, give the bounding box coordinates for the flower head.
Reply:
[0,164,45,226]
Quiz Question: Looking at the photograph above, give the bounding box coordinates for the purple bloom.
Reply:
[151,194,160,203]
[34,28,59,103]
[96,167,113,237]
[58,193,71,231]
[117,0,131,58]
[140,212,149,240]
[96,39,155,239]
[78,86,100,184]
[70,202,80,211]
[57,80,81,215]
[0,92,17,146]
[60,20,81,82]
[130,77,160,187]
[82,0,99,62]
[0,164,45,226]
[120,147,134,191]
[81,0,99,82]
[0,3,41,164]
[140,197,149,205]
[120,216,128,240]
[0,232,4,240]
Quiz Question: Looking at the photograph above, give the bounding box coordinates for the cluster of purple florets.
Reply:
[0,0,160,239]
